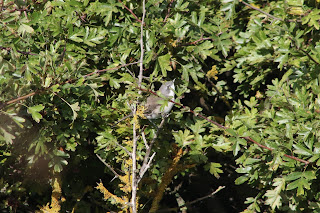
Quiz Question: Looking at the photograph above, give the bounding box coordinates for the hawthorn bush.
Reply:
[1,0,320,212]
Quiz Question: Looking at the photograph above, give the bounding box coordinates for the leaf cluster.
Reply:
[2,0,320,212]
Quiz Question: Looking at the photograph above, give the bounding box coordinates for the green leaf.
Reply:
[69,29,84,42]
[158,53,172,77]
[205,162,223,178]
[11,115,25,128]
[54,164,63,173]
[0,128,15,144]
[265,178,285,210]
[18,24,34,35]
[70,102,80,120]
[173,130,194,147]
[27,104,45,123]
[274,53,288,70]
[235,175,249,185]
[221,0,237,19]
[109,78,120,89]
[44,77,52,88]
[226,128,237,137]
[293,144,313,156]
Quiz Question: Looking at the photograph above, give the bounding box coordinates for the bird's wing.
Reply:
[144,95,161,114]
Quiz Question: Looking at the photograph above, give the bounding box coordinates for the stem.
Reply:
[163,0,174,23]
[180,37,212,46]
[118,0,142,23]
[131,105,138,213]
[138,0,146,89]
[0,61,139,110]
[240,0,283,21]
[138,117,166,183]
[96,154,120,180]
[131,1,146,211]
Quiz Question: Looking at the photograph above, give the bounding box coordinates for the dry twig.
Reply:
[96,154,120,181]
[240,0,283,21]
[118,0,142,23]
[138,117,167,183]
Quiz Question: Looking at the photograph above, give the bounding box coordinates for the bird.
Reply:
[113,80,175,126]
[144,80,175,119]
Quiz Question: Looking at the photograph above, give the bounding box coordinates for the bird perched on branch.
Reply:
[144,80,175,119]
[113,80,175,126]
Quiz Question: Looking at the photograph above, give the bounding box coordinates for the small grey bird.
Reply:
[113,80,175,126]
[144,80,175,119]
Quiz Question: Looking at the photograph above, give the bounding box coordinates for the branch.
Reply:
[96,154,120,181]
[240,0,283,21]
[5,91,38,105]
[139,152,156,180]
[0,46,37,56]
[137,87,310,165]
[138,117,167,183]
[131,104,138,213]
[137,0,146,89]
[163,0,175,23]
[287,37,320,65]
[188,186,225,205]
[118,0,142,23]
[242,136,310,165]
[83,61,139,78]
[141,131,149,149]
[131,1,146,212]
[0,61,139,110]
[114,141,132,157]
[180,37,212,46]
[157,186,225,212]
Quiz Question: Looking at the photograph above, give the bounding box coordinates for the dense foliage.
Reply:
[1,0,320,212]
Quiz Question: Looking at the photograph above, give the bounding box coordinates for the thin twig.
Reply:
[138,117,167,183]
[299,48,320,65]
[141,131,149,149]
[96,154,120,180]
[240,0,283,21]
[163,0,175,23]
[242,136,310,164]
[157,186,225,212]
[59,45,67,66]
[5,91,38,105]
[114,141,132,156]
[180,37,212,46]
[125,66,135,78]
[17,50,37,55]
[0,61,139,110]
[131,104,138,213]
[0,46,37,55]
[139,152,156,179]
[118,0,142,23]
[287,37,320,65]
[188,186,225,205]
[83,61,139,78]
[137,0,146,89]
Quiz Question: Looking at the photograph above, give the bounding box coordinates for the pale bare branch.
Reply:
[138,116,166,183]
